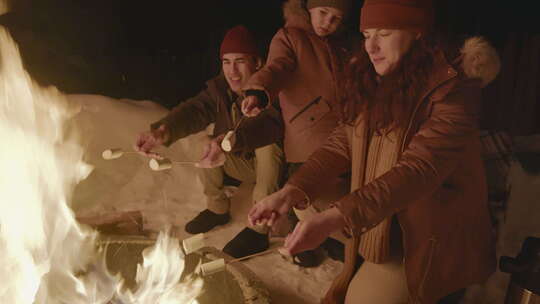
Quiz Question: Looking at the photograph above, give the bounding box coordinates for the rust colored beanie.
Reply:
[360,0,434,33]
[220,25,259,59]
[306,0,352,16]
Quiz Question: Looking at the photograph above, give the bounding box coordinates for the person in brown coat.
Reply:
[234,0,358,266]
[241,0,354,163]
[134,25,285,259]
[248,0,501,302]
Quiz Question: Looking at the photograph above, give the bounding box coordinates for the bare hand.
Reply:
[195,135,226,168]
[281,208,346,256]
[241,95,263,117]
[134,124,168,159]
[248,185,306,227]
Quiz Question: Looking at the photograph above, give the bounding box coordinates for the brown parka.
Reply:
[287,37,501,303]
[242,0,358,162]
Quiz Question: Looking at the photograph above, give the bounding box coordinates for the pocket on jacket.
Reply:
[288,98,332,132]
[435,183,462,205]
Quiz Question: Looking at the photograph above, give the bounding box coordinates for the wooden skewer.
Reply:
[228,246,285,263]
[233,115,247,132]
[172,160,198,165]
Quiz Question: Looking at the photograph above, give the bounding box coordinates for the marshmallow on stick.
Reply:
[149,158,173,171]
[102,148,124,160]
[220,130,236,152]
[200,258,226,276]
[149,158,197,171]
[221,115,245,152]
[182,233,205,255]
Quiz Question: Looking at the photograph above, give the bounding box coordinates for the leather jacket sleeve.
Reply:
[334,81,482,236]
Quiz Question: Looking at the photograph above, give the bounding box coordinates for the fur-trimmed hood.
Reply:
[283,0,312,30]
[460,36,501,87]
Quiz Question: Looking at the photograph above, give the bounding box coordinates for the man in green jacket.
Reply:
[134,25,284,258]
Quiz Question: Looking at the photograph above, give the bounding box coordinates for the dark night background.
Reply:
[0,0,538,134]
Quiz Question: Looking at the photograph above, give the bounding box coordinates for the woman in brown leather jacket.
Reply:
[248,0,501,302]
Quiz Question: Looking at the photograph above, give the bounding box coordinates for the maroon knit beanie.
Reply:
[220,25,259,59]
[360,0,434,33]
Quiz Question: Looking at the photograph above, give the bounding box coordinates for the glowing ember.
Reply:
[0,22,202,304]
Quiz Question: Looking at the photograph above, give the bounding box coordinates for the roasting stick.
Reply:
[102,148,138,160]
[101,148,197,171]
[200,245,287,276]
[228,247,285,263]
[221,115,247,152]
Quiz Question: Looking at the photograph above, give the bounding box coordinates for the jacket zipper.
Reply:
[399,70,456,303]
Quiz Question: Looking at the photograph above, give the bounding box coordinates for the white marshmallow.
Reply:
[182,233,205,254]
[149,158,172,171]
[200,258,226,276]
[102,148,124,160]
[221,130,236,152]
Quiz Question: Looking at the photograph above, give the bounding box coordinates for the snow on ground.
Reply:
[463,158,540,304]
[69,94,540,304]
[69,94,343,304]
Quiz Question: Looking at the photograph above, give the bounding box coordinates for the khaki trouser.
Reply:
[288,163,409,303]
[198,143,284,232]
[345,255,409,304]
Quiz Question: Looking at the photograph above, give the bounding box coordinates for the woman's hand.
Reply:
[241,95,263,117]
[248,185,307,227]
[281,207,346,256]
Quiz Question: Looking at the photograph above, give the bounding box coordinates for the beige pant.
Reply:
[198,143,284,232]
[288,163,409,303]
[293,173,351,243]
[345,256,409,304]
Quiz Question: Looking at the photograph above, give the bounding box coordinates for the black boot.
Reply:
[292,249,322,268]
[321,238,345,262]
[184,209,230,234]
[222,227,269,258]
[321,238,364,271]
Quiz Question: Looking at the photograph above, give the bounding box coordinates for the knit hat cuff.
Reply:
[220,25,259,58]
[360,2,433,32]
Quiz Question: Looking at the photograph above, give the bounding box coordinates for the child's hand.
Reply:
[241,95,263,117]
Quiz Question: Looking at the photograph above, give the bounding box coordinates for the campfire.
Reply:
[0,13,272,302]
[0,24,206,303]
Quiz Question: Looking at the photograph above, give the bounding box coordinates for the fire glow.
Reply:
[0,23,203,304]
